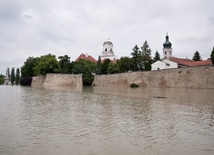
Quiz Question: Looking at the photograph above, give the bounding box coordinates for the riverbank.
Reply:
[93,66,214,89]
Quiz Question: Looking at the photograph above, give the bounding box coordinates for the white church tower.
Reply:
[100,39,116,60]
[163,33,172,59]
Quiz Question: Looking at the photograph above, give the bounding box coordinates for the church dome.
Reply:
[163,34,172,48]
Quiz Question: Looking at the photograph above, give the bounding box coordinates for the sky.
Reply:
[0,0,214,75]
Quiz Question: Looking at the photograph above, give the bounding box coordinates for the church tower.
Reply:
[101,39,116,60]
[163,33,172,59]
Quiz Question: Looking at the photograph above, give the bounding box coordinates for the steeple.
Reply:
[163,33,172,58]
[163,33,172,49]
[101,39,116,60]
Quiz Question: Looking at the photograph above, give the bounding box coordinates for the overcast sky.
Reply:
[0,0,214,75]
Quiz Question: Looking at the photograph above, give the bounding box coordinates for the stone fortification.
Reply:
[93,66,214,89]
[31,74,82,88]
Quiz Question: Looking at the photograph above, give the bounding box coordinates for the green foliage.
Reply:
[154,51,161,62]
[131,45,141,71]
[192,51,202,61]
[97,56,101,75]
[10,67,15,85]
[141,40,152,61]
[211,46,214,65]
[20,77,32,86]
[118,57,133,72]
[130,83,139,88]
[34,54,60,75]
[15,68,20,85]
[144,59,152,71]
[72,59,96,86]
[101,59,111,74]
[108,62,119,74]
[130,41,152,71]
[58,55,73,73]
[21,57,39,77]
[0,74,5,85]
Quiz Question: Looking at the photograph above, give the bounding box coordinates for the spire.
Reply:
[166,32,169,41]
[163,33,172,49]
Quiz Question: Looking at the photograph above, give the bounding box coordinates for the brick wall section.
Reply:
[93,66,214,89]
[32,74,82,88]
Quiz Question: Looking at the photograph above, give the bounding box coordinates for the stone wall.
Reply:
[31,74,82,88]
[93,66,214,89]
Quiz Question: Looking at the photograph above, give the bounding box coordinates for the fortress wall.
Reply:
[93,66,214,89]
[31,74,82,88]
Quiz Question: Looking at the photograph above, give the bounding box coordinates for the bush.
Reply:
[20,77,32,86]
[130,83,139,88]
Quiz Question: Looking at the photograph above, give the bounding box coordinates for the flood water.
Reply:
[0,85,214,155]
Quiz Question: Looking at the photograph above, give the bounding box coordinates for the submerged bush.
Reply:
[130,83,139,88]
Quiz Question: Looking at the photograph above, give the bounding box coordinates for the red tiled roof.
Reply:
[179,59,212,67]
[168,57,212,67]
[168,57,192,64]
[75,53,97,63]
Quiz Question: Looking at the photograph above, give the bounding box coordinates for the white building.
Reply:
[100,40,117,60]
[152,34,212,70]
[151,34,193,70]
[152,59,178,70]
[152,34,176,70]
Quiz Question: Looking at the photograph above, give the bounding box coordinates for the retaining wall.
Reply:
[93,66,214,89]
[31,74,82,88]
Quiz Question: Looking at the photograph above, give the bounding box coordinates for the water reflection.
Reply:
[0,85,214,155]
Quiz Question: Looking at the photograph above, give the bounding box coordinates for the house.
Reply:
[75,53,97,63]
[152,34,212,70]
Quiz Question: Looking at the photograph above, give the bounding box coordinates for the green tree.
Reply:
[15,68,20,84]
[21,57,39,77]
[118,57,133,72]
[192,51,202,61]
[34,54,60,75]
[101,59,111,74]
[141,40,152,71]
[72,60,85,74]
[131,45,141,71]
[20,57,39,85]
[10,67,15,85]
[108,62,119,74]
[58,55,71,73]
[154,51,161,62]
[141,40,152,61]
[211,46,214,65]
[0,74,5,85]
[72,59,96,85]
[97,56,101,75]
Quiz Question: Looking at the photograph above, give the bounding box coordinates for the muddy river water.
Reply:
[0,85,214,155]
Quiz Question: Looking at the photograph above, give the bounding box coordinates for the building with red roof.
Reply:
[152,34,212,70]
[75,53,97,63]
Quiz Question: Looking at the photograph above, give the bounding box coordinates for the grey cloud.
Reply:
[0,0,214,74]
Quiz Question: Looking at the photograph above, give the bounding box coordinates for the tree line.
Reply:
[0,68,20,85]
[20,41,155,86]
[2,42,214,86]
